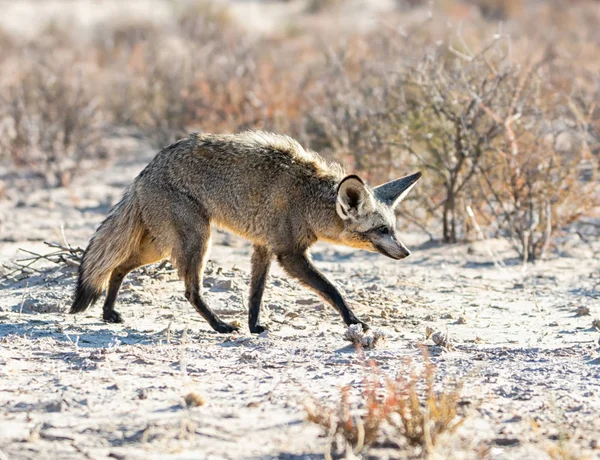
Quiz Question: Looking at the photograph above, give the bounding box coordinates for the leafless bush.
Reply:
[0,53,105,187]
[396,40,519,243]
[302,34,409,184]
[0,0,597,256]
[473,69,598,262]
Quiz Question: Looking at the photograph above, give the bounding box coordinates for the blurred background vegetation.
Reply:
[0,0,598,261]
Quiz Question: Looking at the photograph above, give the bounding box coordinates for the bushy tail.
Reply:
[70,187,145,314]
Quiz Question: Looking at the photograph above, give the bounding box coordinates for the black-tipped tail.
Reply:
[70,277,102,314]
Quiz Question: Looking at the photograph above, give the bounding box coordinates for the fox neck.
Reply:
[309,190,372,250]
[312,207,345,244]
[305,182,343,243]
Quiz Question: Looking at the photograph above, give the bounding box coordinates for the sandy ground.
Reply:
[0,0,599,458]
[1,141,599,460]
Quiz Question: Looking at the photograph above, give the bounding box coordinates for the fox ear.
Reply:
[336,175,374,220]
[374,171,422,208]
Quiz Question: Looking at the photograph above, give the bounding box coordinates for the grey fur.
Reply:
[70,131,421,333]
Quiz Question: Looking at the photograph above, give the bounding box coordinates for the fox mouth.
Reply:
[374,243,410,260]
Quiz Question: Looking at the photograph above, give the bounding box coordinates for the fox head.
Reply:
[335,172,422,259]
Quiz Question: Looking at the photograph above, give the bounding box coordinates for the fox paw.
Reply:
[349,320,370,332]
[103,311,123,323]
[250,324,268,334]
[213,321,240,334]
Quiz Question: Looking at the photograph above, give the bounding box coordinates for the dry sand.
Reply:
[1,142,599,460]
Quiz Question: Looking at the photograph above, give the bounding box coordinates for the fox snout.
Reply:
[373,234,411,260]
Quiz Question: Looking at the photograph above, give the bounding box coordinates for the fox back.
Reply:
[134,131,345,254]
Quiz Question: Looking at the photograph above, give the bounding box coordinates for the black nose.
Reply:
[397,242,411,258]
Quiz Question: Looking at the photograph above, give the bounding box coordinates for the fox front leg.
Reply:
[277,251,369,331]
[248,245,273,333]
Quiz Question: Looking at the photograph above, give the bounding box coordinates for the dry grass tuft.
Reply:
[305,353,465,457]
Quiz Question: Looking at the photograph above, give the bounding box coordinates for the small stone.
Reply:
[344,324,386,349]
[576,305,590,316]
[184,392,206,407]
[137,389,148,400]
[295,298,318,305]
[428,330,454,350]
[456,316,467,325]
[493,437,520,446]
[592,318,600,330]
[45,401,63,412]
[213,279,235,291]
[431,331,450,347]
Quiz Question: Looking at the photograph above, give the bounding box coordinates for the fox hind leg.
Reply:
[103,233,165,323]
[103,261,138,323]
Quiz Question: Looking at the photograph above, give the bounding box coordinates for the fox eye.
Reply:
[377,226,390,235]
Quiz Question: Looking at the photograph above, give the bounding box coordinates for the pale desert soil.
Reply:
[0,0,599,458]
[1,142,599,460]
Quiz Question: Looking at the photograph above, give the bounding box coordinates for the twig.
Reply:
[19,282,29,317]
[466,206,506,270]
[180,325,189,379]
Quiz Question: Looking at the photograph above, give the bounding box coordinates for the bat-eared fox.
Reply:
[71,131,421,333]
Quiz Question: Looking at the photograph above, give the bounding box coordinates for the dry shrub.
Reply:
[398,40,515,243]
[0,0,597,257]
[305,356,464,457]
[98,2,306,149]
[470,57,599,261]
[302,33,411,184]
[0,53,105,187]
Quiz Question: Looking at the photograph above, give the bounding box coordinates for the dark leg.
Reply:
[103,234,165,323]
[103,262,137,323]
[277,252,368,330]
[175,224,238,334]
[248,245,272,333]
[185,273,238,333]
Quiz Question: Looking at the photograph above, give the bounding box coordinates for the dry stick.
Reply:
[180,325,189,379]
[521,232,529,273]
[540,200,552,260]
[18,282,29,317]
[44,241,83,261]
[465,206,506,269]
[6,244,81,282]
